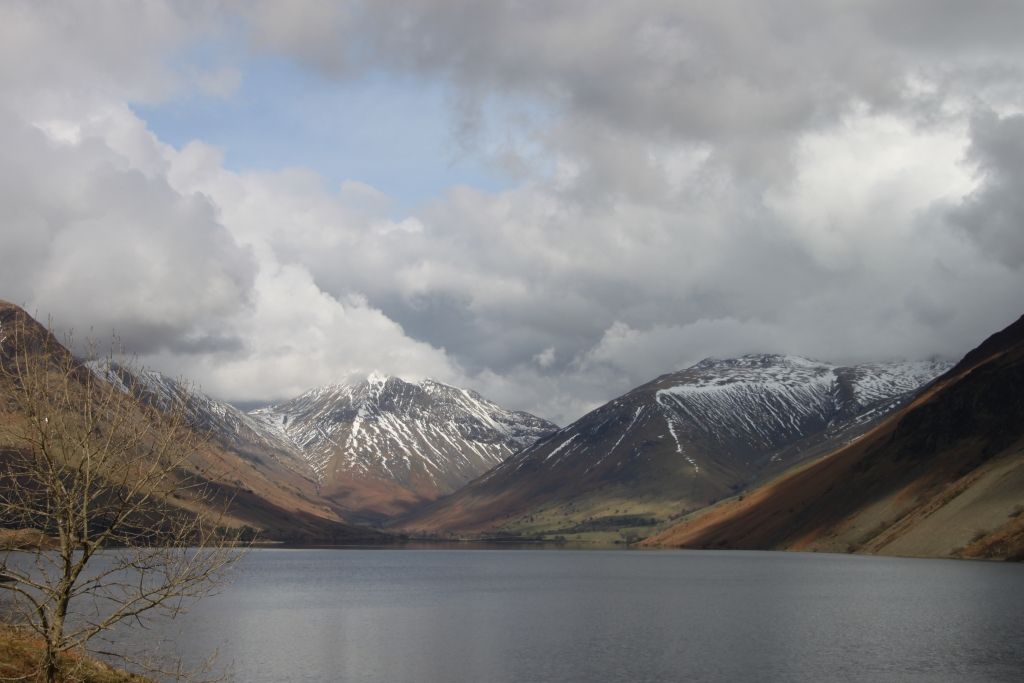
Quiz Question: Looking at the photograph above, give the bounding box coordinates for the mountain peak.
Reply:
[695,353,826,368]
[250,376,557,523]
[322,373,454,394]
[693,353,829,368]
[365,370,392,386]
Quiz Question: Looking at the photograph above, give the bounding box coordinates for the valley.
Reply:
[4,298,1022,561]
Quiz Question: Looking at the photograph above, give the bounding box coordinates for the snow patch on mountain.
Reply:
[652,355,951,456]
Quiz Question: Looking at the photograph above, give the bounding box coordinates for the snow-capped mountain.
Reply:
[88,361,312,478]
[88,361,556,525]
[400,355,952,535]
[645,315,1024,561]
[250,373,558,523]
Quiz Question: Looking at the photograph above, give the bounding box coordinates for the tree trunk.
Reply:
[43,641,59,683]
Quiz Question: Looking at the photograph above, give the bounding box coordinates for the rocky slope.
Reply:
[89,361,313,478]
[400,355,950,538]
[251,374,558,524]
[643,314,1024,560]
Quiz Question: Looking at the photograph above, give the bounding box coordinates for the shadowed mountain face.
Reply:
[400,355,949,536]
[251,375,558,524]
[0,301,384,544]
[644,314,1024,561]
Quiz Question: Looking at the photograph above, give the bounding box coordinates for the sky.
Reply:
[3,1,1024,424]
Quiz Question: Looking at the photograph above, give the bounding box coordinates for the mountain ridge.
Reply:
[399,354,951,538]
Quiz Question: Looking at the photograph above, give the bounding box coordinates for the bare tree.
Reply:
[0,308,245,682]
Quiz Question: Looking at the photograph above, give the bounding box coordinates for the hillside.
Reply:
[643,314,1024,561]
[399,355,948,539]
[0,301,383,544]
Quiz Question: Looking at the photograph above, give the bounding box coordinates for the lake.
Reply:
[108,548,1023,682]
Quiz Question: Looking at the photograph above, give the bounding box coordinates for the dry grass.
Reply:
[0,528,54,551]
[0,625,149,682]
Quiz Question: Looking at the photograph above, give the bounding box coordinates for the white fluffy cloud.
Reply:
[0,108,255,353]
[4,1,1024,423]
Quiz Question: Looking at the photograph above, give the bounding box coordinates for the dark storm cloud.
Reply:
[249,1,1024,140]
[951,113,1024,268]
[167,333,248,355]
[863,0,1024,52]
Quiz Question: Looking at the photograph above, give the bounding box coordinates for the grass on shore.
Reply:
[0,624,148,683]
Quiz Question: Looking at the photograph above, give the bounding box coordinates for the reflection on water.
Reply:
[101,549,1024,682]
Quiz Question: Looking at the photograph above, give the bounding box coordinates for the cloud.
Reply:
[0,106,467,401]
[533,347,556,369]
[4,1,1024,425]
[243,2,1024,144]
[142,261,464,403]
[0,108,256,355]
[0,1,223,113]
[950,112,1024,268]
[0,1,466,404]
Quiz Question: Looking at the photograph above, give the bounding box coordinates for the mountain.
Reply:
[399,355,950,539]
[251,374,558,524]
[643,314,1024,560]
[0,301,382,544]
[87,363,558,529]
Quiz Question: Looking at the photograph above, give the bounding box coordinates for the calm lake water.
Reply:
[109,548,1022,682]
